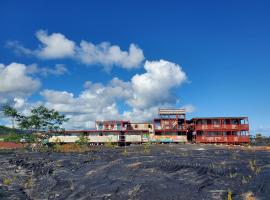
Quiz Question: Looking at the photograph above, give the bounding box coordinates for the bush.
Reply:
[75,135,89,146]
[2,177,11,185]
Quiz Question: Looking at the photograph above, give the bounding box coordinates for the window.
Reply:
[98,123,103,130]
[212,120,219,125]
[116,123,121,130]
[148,124,152,129]
[135,124,138,128]
[225,119,230,125]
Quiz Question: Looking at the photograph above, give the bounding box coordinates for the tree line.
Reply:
[2,105,68,132]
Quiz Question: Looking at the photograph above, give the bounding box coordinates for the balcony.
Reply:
[194,124,249,131]
[154,125,187,131]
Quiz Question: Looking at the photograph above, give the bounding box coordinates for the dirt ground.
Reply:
[0,144,270,200]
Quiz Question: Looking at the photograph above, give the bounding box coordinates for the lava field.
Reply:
[0,144,270,200]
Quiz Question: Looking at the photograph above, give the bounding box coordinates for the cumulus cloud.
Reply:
[35,30,76,59]
[128,60,187,109]
[0,63,41,101]
[77,41,144,69]
[38,59,190,129]
[40,86,124,129]
[0,59,191,129]
[7,30,144,69]
[0,62,66,107]
[41,77,132,115]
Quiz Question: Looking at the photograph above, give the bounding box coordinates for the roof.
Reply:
[159,108,186,115]
[192,117,248,120]
[130,122,153,124]
[95,120,130,124]
[48,130,148,134]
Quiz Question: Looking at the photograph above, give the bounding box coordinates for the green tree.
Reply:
[21,105,69,132]
[2,105,18,130]
[3,105,69,132]
[16,115,32,130]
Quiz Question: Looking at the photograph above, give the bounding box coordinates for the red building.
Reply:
[152,109,188,143]
[190,117,250,144]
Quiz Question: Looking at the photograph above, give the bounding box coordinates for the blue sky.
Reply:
[0,0,269,135]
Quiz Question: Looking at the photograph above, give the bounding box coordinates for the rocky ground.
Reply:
[0,144,270,200]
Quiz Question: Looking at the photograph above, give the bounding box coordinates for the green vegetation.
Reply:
[0,125,17,135]
[24,176,34,189]
[75,134,90,146]
[1,105,69,145]
[75,134,90,151]
[229,172,238,178]
[1,105,69,132]
[3,133,36,142]
[143,141,151,154]
[52,138,62,152]
[122,147,129,156]
[2,177,12,185]
[248,160,261,175]
[3,105,18,130]
[104,137,117,148]
[16,105,69,132]
[227,190,232,200]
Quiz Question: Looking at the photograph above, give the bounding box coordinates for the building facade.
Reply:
[190,117,250,144]
[48,109,250,145]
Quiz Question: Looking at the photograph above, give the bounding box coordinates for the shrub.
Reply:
[122,148,128,156]
[75,135,89,146]
[24,176,33,189]
[104,138,117,148]
[248,159,261,175]
[3,177,11,185]
[228,190,232,200]
[143,141,151,154]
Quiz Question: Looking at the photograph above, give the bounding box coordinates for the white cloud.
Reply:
[35,30,76,59]
[27,63,68,76]
[128,60,187,109]
[14,98,25,109]
[40,87,123,129]
[6,41,34,56]
[77,41,144,69]
[38,59,190,129]
[0,63,41,100]
[123,106,159,122]
[0,59,191,129]
[7,30,145,69]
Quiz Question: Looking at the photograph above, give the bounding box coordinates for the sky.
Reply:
[0,0,269,135]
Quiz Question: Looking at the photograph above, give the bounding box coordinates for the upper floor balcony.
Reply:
[154,118,187,131]
[194,124,249,131]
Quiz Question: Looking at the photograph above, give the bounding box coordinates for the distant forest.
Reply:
[0,125,26,135]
